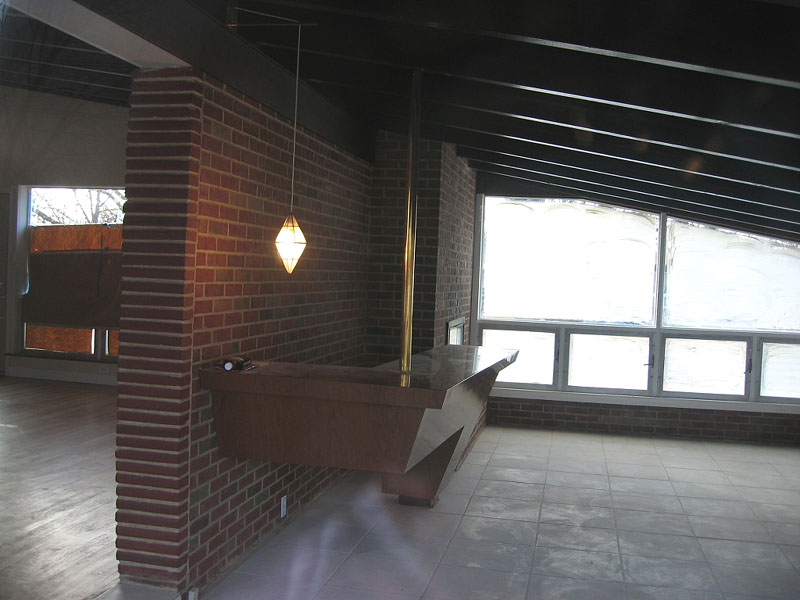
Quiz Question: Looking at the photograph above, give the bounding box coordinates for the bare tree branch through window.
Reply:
[30,187,125,225]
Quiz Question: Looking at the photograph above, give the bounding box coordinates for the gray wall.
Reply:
[0,86,128,187]
[1,85,128,374]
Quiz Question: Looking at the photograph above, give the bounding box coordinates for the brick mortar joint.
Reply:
[117,524,189,533]
[129,102,203,108]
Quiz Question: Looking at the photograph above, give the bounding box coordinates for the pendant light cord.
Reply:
[289,24,301,213]
[231,9,303,215]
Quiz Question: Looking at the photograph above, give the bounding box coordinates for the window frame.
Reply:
[755,337,800,402]
[15,186,122,364]
[563,327,656,395]
[22,324,118,363]
[658,332,752,400]
[480,322,561,389]
[474,195,800,405]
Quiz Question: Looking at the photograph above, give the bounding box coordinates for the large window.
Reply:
[30,187,125,226]
[482,197,659,325]
[477,197,800,403]
[22,187,124,362]
[663,219,800,331]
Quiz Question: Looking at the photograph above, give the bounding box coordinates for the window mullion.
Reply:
[749,335,760,403]
[96,328,106,360]
[557,326,568,391]
[470,192,485,345]
[653,212,668,397]
[655,212,668,330]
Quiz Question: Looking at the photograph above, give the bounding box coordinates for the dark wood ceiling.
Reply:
[224,0,800,241]
[0,6,134,105]
[2,0,799,241]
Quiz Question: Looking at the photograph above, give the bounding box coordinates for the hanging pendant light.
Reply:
[275,23,306,273]
[275,213,306,273]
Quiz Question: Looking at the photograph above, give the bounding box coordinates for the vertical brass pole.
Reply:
[401,70,422,375]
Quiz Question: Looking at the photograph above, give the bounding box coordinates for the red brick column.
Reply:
[435,142,476,344]
[117,67,202,589]
[117,67,372,593]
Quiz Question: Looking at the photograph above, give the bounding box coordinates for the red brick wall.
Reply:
[489,396,800,444]
[120,69,476,593]
[415,138,444,352]
[119,67,372,592]
[118,67,200,588]
[366,131,476,364]
[434,142,476,345]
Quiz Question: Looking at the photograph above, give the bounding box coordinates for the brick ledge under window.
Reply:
[488,388,800,445]
[492,386,800,415]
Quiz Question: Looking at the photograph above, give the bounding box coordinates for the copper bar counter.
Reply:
[200,345,517,506]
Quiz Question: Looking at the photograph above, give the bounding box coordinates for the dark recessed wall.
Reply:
[366,131,476,366]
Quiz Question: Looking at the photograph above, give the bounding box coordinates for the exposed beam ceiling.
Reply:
[1,0,798,241]
[4,0,186,68]
[227,0,800,240]
[0,5,136,105]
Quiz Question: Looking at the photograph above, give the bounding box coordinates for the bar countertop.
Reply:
[200,345,518,409]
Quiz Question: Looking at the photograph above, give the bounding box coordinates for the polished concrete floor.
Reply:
[204,426,800,600]
[0,376,118,600]
[3,375,800,600]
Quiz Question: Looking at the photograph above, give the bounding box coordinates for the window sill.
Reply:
[491,385,800,415]
[5,355,117,386]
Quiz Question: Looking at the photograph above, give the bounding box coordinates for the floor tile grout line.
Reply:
[292,429,795,599]
[307,508,376,600]
[502,428,541,600]
[434,430,530,600]
[693,524,726,596]
[606,451,627,587]
[523,495,542,600]
[424,429,508,600]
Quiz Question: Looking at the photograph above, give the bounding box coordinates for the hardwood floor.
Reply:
[0,376,118,600]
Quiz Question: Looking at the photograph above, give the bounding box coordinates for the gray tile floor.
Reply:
[202,427,800,600]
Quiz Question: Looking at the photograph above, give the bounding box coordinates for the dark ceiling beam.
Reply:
[244,0,800,84]
[476,169,800,241]
[0,9,134,104]
[5,0,185,68]
[0,64,131,91]
[408,115,800,201]
[0,33,117,56]
[421,104,800,193]
[254,36,800,140]
[294,75,800,218]
[467,158,800,228]
[302,68,800,177]
[392,119,800,209]
[0,8,136,73]
[71,0,373,158]
[459,147,800,219]
[0,76,130,105]
[419,76,800,169]
[0,54,132,79]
